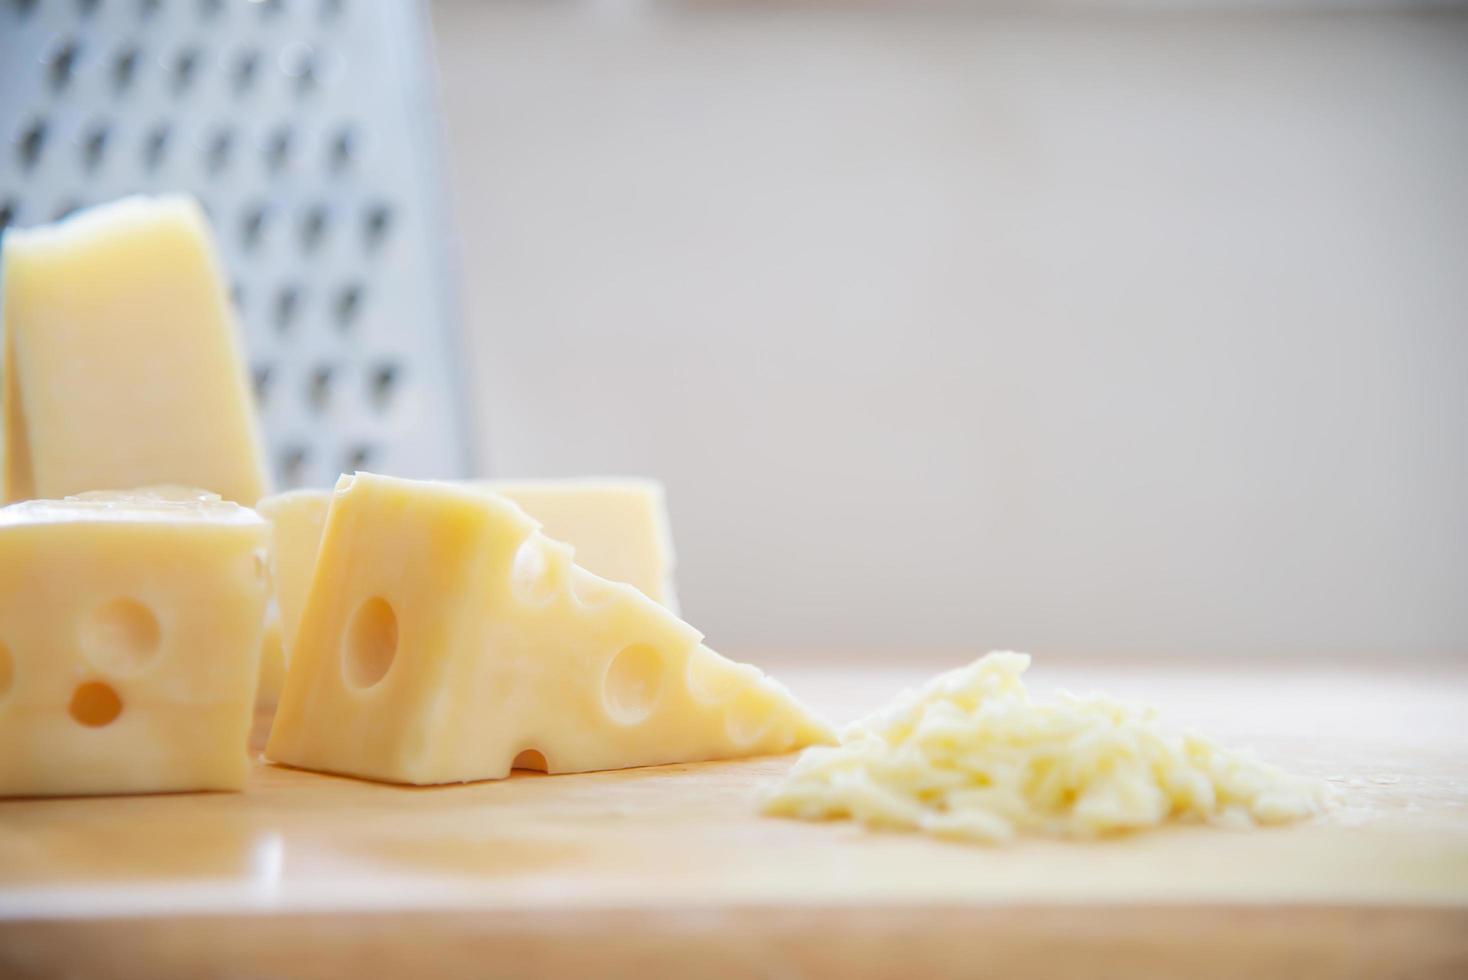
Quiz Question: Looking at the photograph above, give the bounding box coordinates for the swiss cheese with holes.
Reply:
[0,488,269,797]
[257,478,678,677]
[1,195,269,505]
[266,473,833,784]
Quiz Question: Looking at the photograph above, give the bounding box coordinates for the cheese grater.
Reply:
[0,0,471,491]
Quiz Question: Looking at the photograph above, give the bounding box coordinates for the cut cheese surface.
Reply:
[0,487,269,796]
[483,480,677,610]
[257,478,678,662]
[255,607,286,707]
[764,652,1330,843]
[1,195,268,504]
[255,490,330,664]
[266,473,833,785]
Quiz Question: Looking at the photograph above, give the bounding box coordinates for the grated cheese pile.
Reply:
[763,652,1328,843]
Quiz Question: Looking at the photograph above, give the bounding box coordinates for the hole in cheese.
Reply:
[603,644,665,725]
[568,567,615,608]
[512,749,548,772]
[79,598,162,673]
[0,641,12,700]
[509,538,559,606]
[69,681,122,728]
[726,686,776,747]
[686,645,751,706]
[343,596,398,689]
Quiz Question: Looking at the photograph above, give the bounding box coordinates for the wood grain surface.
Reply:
[1,657,1466,978]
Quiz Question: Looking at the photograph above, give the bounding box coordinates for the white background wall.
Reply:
[430,1,1467,660]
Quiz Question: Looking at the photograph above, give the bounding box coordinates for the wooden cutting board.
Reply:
[1,657,1465,979]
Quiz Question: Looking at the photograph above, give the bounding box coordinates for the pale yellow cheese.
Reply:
[255,607,286,707]
[0,487,269,796]
[257,479,678,664]
[266,473,832,784]
[1,195,268,505]
[764,652,1329,842]
[255,489,329,665]
[482,479,677,610]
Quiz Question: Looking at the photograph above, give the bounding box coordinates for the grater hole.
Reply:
[327,124,355,173]
[240,201,269,251]
[308,364,335,411]
[13,0,38,17]
[138,0,161,20]
[48,38,83,93]
[0,199,18,232]
[280,446,308,487]
[252,364,274,406]
[79,0,102,14]
[53,199,85,222]
[229,281,246,312]
[368,363,399,412]
[17,118,47,172]
[299,203,329,252]
[112,45,141,94]
[258,0,284,18]
[82,122,110,173]
[321,0,345,20]
[198,0,224,19]
[344,445,373,472]
[333,283,363,330]
[204,126,234,175]
[282,42,320,97]
[232,50,260,95]
[265,124,293,173]
[142,122,170,172]
[172,46,202,96]
[274,284,303,333]
[363,202,392,251]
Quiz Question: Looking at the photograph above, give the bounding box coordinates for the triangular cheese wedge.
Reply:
[257,478,677,670]
[266,473,833,784]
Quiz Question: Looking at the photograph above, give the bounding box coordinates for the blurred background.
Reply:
[435,0,1468,661]
[4,0,1466,661]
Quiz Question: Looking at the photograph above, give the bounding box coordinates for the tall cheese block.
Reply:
[0,488,270,796]
[254,608,287,707]
[258,479,678,662]
[1,195,268,505]
[266,473,833,785]
[255,490,340,669]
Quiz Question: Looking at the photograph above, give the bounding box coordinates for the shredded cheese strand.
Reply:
[763,652,1328,843]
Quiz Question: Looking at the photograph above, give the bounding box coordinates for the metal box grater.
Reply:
[0,0,471,491]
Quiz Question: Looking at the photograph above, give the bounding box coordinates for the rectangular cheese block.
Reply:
[257,478,677,666]
[255,607,286,707]
[2,195,268,505]
[482,480,677,610]
[0,488,269,796]
[266,473,832,784]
